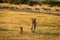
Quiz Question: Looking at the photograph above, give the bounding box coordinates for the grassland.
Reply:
[0,9,60,40]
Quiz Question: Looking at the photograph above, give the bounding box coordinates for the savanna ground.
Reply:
[0,9,60,40]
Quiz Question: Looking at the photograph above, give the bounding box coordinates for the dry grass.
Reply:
[0,9,60,40]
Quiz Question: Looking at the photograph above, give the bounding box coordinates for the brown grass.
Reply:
[0,9,60,40]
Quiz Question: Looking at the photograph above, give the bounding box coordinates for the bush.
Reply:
[21,0,29,4]
[28,1,34,6]
[49,2,60,7]
[0,0,3,3]
[28,1,39,6]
